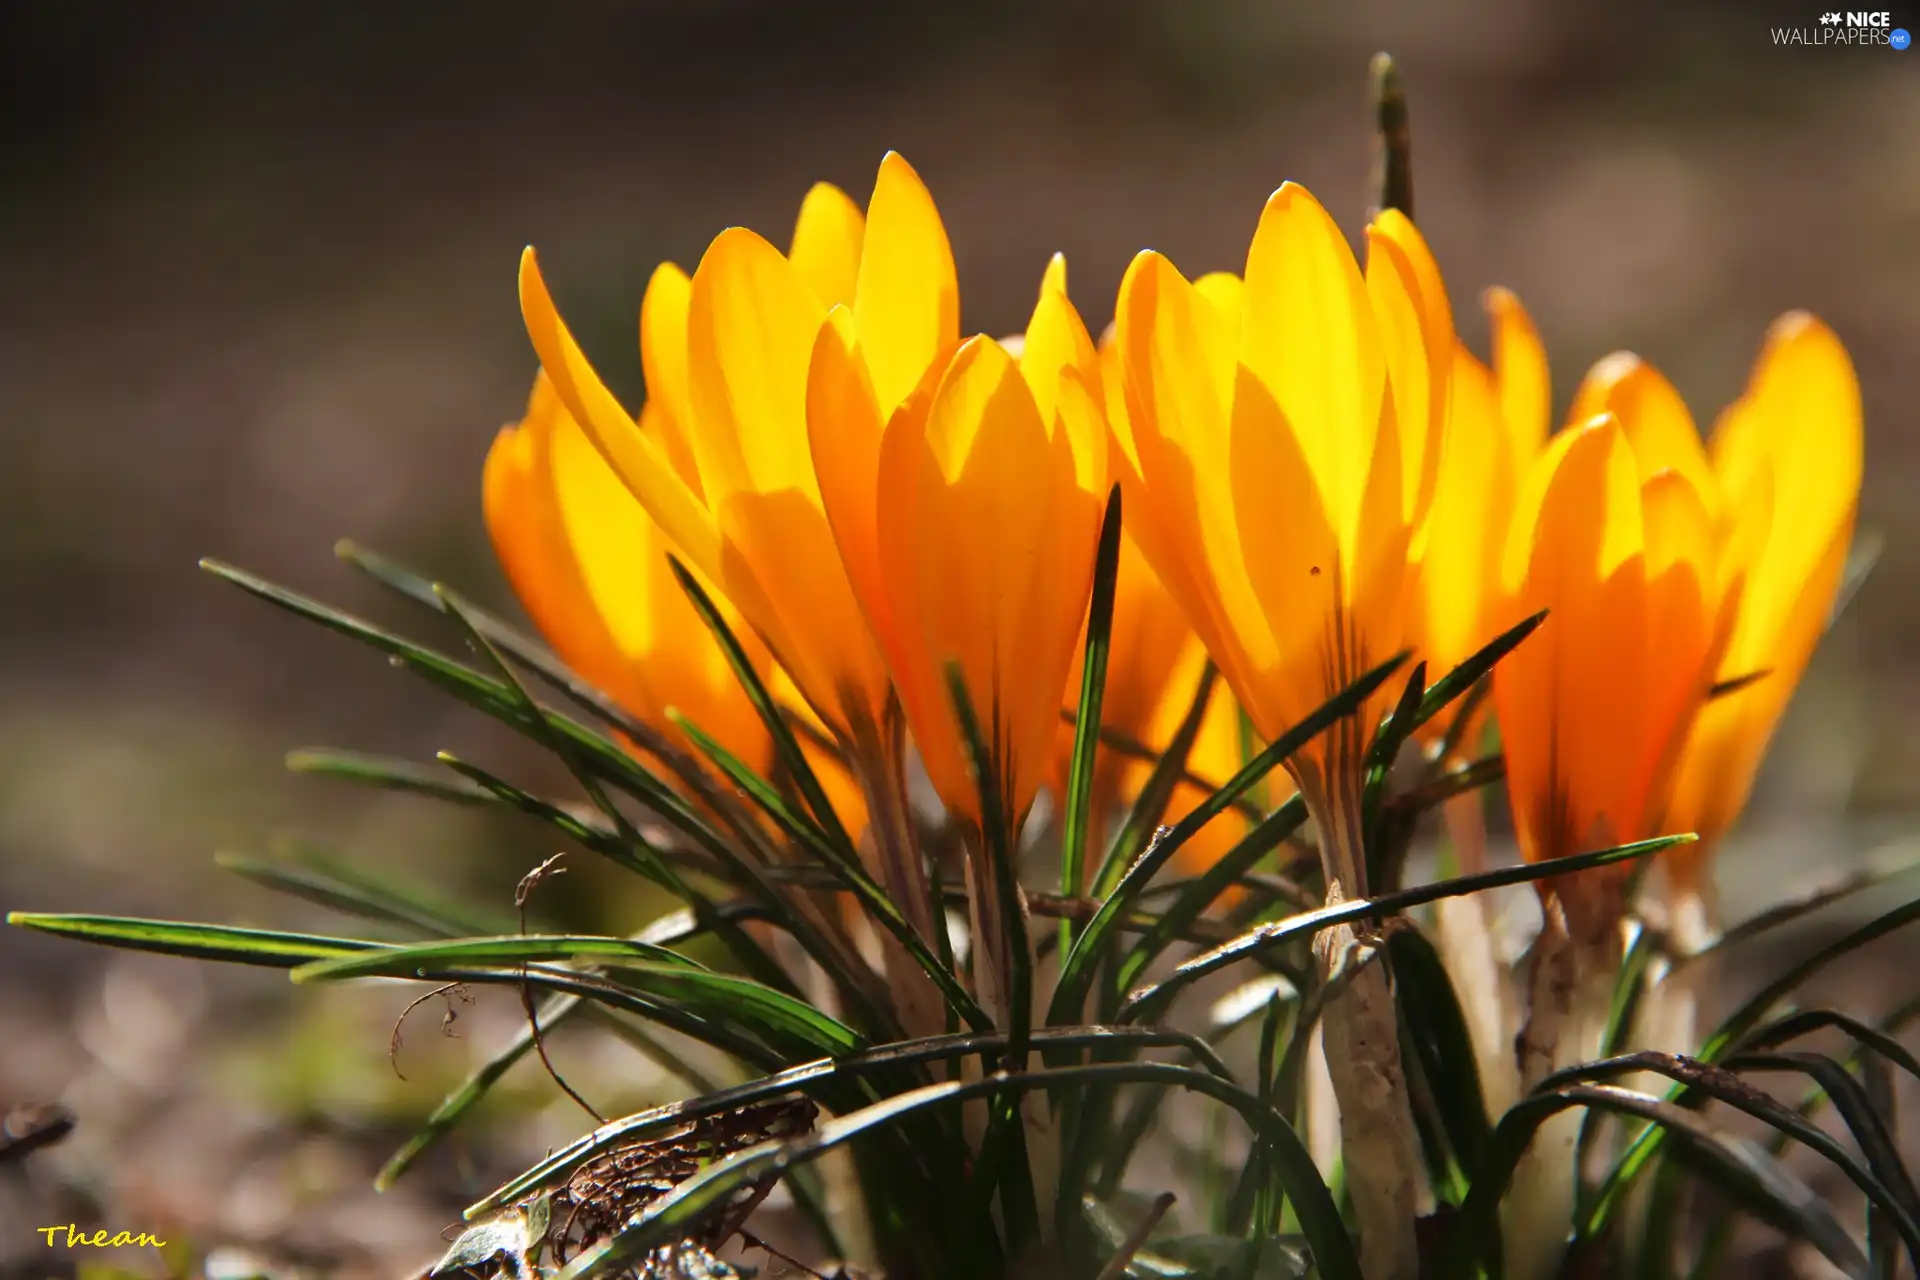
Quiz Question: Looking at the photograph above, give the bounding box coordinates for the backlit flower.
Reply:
[808,251,1107,833]
[1654,315,1863,888]
[483,373,771,776]
[519,171,913,755]
[1492,414,1731,939]
[1111,184,1453,882]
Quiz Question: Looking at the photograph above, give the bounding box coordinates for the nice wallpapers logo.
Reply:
[1774,10,1912,46]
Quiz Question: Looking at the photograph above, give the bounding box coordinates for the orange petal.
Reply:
[1486,286,1550,457]
[1366,210,1454,525]
[789,181,866,310]
[519,248,721,580]
[853,152,959,415]
[1569,353,1717,510]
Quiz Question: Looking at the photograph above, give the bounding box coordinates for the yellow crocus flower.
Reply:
[518,168,921,760]
[1660,315,1863,894]
[483,373,772,777]
[1111,183,1451,882]
[808,251,1107,834]
[1493,415,1729,942]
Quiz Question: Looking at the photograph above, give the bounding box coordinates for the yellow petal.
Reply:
[807,307,909,688]
[1667,313,1863,850]
[1413,343,1514,677]
[1228,366,1339,742]
[637,263,705,495]
[1486,286,1550,458]
[686,227,827,502]
[519,248,721,581]
[1569,352,1717,510]
[1240,182,1387,558]
[1019,254,1100,427]
[789,181,866,310]
[1115,250,1273,696]
[486,374,772,777]
[1709,313,1863,679]
[1366,210,1454,525]
[1635,468,1716,823]
[853,152,959,415]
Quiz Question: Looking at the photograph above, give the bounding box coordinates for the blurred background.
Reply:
[1,1,1914,1275]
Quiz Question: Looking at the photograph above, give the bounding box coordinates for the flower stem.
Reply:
[1299,755,1425,1280]
[1504,894,1622,1278]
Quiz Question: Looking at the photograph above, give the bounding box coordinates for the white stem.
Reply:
[1301,758,1425,1280]
[1502,899,1621,1279]
[1435,795,1521,1120]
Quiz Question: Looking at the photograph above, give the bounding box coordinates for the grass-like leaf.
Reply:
[1543,1051,1920,1271]
[1087,663,1220,904]
[217,843,512,938]
[1112,796,1311,999]
[1061,486,1124,957]
[944,660,1041,1247]
[289,933,708,979]
[1389,926,1490,1192]
[1119,833,1691,1023]
[285,746,493,806]
[1583,893,1920,1243]
[6,913,381,967]
[1439,1083,1872,1280]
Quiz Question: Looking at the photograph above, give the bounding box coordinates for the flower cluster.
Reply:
[485,150,1862,1277]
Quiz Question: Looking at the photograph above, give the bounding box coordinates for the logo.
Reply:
[1774,9,1908,43]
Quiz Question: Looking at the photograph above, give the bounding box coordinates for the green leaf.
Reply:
[1113,797,1310,999]
[201,559,732,862]
[666,558,857,859]
[1119,833,1690,1024]
[1725,1050,1920,1272]
[1543,1051,1920,1271]
[1677,859,1920,968]
[1439,1083,1871,1280]
[216,843,511,938]
[289,933,708,981]
[1589,890,1920,1243]
[549,1063,1360,1280]
[1735,1009,1920,1087]
[1389,927,1489,1191]
[1691,996,1920,1280]
[1052,650,1411,1029]
[1062,486,1125,958]
[1394,609,1545,748]
[1368,51,1413,220]
[336,541,776,845]
[285,746,493,806]
[1087,663,1219,904]
[6,913,380,967]
[296,940,863,1058]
